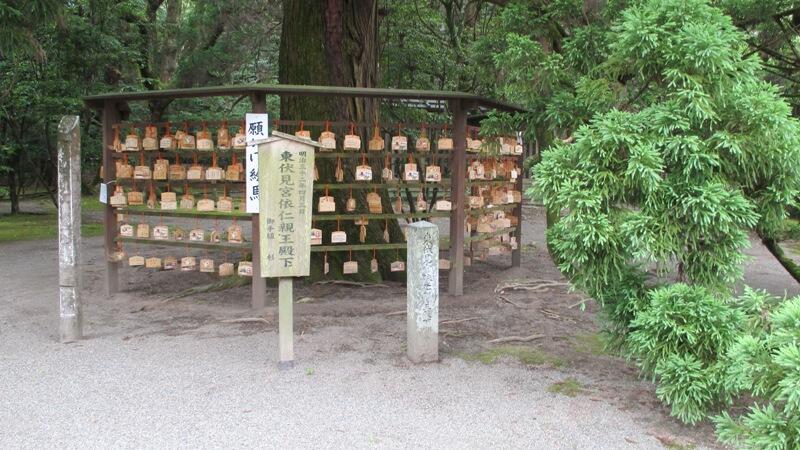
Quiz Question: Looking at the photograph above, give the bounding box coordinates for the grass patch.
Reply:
[0,213,103,242]
[572,332,608,356]
[547,377,583,397]
[81,196,105,212]
[458,345,564,367]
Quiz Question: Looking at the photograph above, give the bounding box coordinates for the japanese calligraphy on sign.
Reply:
[245,113,269,213]
[258,131,317,277]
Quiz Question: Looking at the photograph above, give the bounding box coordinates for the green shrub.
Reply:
[714,294,800,449]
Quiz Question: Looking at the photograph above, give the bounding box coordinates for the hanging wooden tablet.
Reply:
[335,157,344,182]
[136,223,150,238]
[415,125,430,152]
[217,193,233,212]
[435,199,452,211]
[197,121,213,151]
[197,197,214,212]
[238,260,253,276]
[125,128,141,151]
[343,251,358,274]
[219,262,234,277]
[318,187,336,212]
[119,223,134,237]
[163,256,177,270]
[199,258,215,273]
[425,163,441,182]
[189,228,205,241]
[173,226,185,240]
[167,153,184,180]
[145,256,162,269]
[390,260,405,272]
[393,195,403,214]
[129,255,145,267]
[211,228,222,242]
[391,124,407,151]
[343,123,361,151]
[356,155,372,181]
[179,122,196,150]
[415,191,427,212]
[368,124,384,151]
[227,223,243,244]
[439,259,451,270]
[109,244,125,262]
[111,124,123,152]
[403,156,419,181]
[127,181,144,206]
[153,155,169,180]
[331,220,347,244]
[367,191,382,214]
[438,125,454,151]
[180,184,195,209]
[468,195,484,209]
[187,153,203,181]
[181,256,196,271]
[110,186,127,208]
[143,125,158,150]
[160,190,176,210]
[383,220,390,243]
[359,223,367,243]
[370,249,379,273]
[294,121,311,139]
[205,153,223,181]
[160,122,176,150]
[471,160,485,179]
[468,129,482,152]
[226,152,243,181]
[117,155,133,179]
[133,152,151,180]
[152,224,169,240]
[232,122,247,149]
[146,183,158,209]
[216,120,231,150]
[319,121,336,151]
[382,155,393,181]
[346,189,356,212]
[174,128,186,145]
[311,227,322,245]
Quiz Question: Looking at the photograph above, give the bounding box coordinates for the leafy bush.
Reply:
[714,293,800,449]
[625,284,741,423]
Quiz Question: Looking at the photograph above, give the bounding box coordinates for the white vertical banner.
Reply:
[245,113,269,213]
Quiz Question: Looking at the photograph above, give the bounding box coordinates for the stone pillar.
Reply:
[406,221,439,363]
[57,115,82,342]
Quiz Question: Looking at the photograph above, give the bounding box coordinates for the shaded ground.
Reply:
[1,200,798,448]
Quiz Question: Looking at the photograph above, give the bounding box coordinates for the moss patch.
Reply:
[572,332,608,356]
[0,213,103,242]
[547,377,583,397]
[458,345,564,367]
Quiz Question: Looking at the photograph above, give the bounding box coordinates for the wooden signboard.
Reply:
[257,131,317,278]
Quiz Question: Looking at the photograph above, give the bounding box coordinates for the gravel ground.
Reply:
[0,234,719,449]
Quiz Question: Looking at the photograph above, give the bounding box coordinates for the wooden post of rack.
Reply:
[249,92,268,309]
[512,149,524,267]
[102,100,121,295]
[448,99,472,296]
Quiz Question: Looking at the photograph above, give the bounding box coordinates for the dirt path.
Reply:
[2,203,798,447]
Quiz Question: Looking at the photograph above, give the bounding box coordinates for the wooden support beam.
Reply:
[448,99,471,296]
[249,93,268,310]
[102,101,121,295]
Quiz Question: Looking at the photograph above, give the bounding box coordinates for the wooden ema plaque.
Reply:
[257,131,317,278]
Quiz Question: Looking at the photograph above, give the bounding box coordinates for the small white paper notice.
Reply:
[99,182,108,204]
[245,113,269,213]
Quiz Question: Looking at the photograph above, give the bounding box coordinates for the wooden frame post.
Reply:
[448,99,470,296]
[511,149,524,267]
[249,93,268,309]
[102,101,120,295]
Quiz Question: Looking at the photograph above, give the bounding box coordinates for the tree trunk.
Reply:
[760,232,800,284]
[279,0,402,281]
[8,150,21,214]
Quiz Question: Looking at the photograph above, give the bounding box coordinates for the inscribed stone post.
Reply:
[57,115,82,342]
[407,221,439,363]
